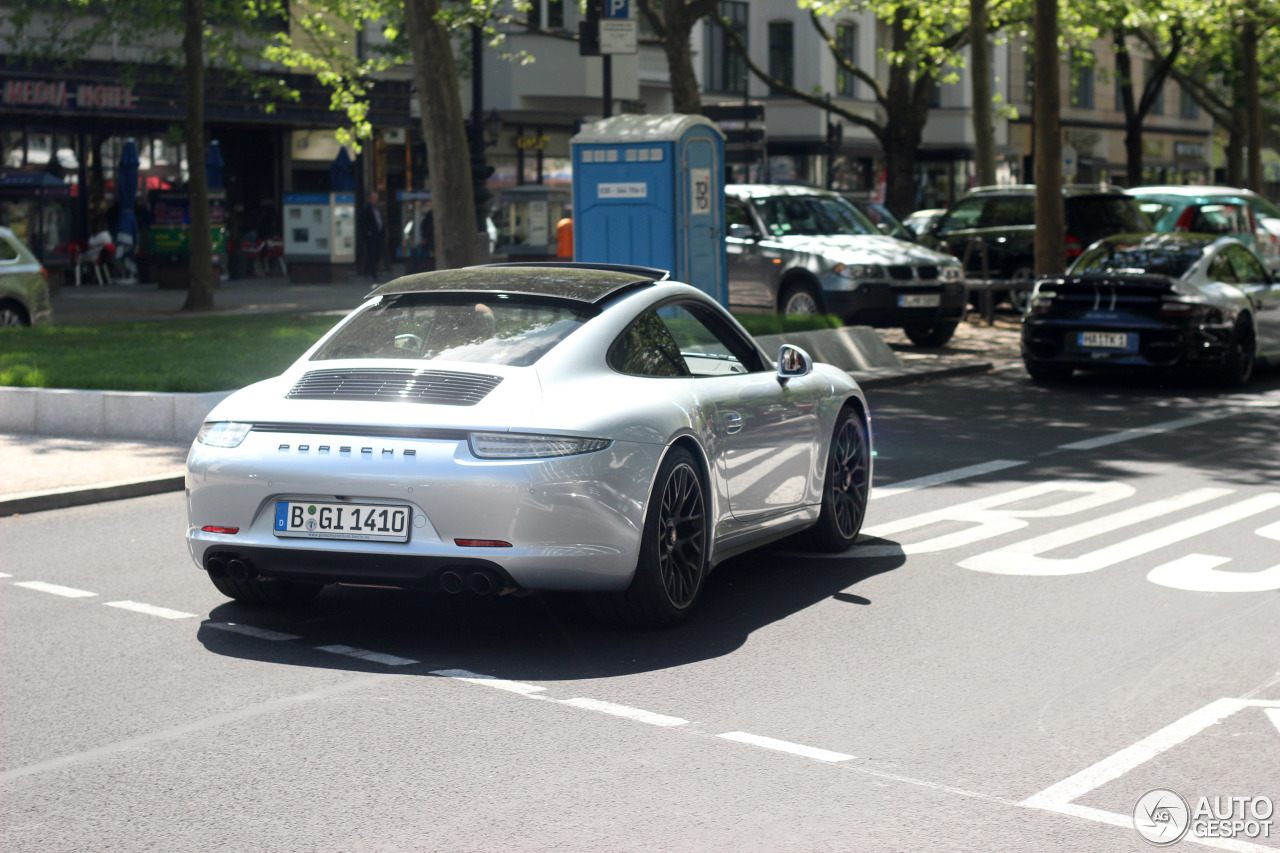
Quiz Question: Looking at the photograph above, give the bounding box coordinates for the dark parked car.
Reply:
[1021,234,1279,385]
[927,185,1151,311]
[726,185,967,347]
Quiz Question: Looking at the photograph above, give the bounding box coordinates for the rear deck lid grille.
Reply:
[287,368,503,405]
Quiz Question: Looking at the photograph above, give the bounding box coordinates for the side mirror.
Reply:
[777,344,813,380]
[728,223,756,240]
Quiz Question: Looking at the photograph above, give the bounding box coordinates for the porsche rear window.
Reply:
[312,295,591,367]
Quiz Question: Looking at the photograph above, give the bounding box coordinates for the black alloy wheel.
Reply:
[585,447,709,627]
[780,282,822,316]
[798,406,870,552]
[1218,318,1256,387]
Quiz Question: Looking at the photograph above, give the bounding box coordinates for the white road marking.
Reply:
[316,644,419,667]
[1058,413,1232,450]
[717,731,854,763]
[104,600,197,620]
[13,580,97,598]
[961,491,1280,576]
[852,480,1134,558]
[871,459,1026,500]
[560,698,688,727]
[430,668,546,695]
[0,573,11,578]
[1147,554,1280,593]
[205,621,302,641]
[1023,698,1280,853]
[1267,709,1280,736]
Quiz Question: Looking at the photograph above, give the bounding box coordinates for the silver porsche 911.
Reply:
[186,263,872,626]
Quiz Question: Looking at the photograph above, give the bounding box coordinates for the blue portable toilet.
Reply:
[571,114,727,305]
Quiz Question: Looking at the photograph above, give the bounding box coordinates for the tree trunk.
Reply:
[182,0,214,312]
[880,16,927,218]
[1112,30,1143,188]
[1225,128,1244,187]
[1032,0,1063,277]
[405,0,480,269]
[969,0,996,187]
[664,5,702,114]
[1123,125,1144,188]
[1242,17,1262,191]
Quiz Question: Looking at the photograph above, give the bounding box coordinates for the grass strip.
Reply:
[0,310,847,392]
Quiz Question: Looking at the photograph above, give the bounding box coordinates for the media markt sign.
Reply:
[2,79,138,110]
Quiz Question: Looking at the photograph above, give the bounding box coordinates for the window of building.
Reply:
[836,22,858,97]
[705,1,749,95]
[1070,49,1094,109]
[527,0,564,30]
[1180,86,1199,119]
[768,21,794,92]
[1146,60,1164,115]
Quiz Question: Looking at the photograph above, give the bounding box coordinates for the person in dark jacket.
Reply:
[361,191,385,282]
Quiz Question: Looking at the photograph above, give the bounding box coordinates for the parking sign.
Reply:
[605,0,629,18]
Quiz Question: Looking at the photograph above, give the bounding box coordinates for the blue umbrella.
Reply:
[329,146,355,191]
[115,138,140,281]
[205,140,225,189]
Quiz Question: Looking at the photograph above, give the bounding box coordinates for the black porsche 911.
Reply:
[1021,234,1280,386]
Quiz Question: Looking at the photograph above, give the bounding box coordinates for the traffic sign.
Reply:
[605,0,629,19]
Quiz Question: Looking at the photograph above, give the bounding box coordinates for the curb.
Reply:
[1,474,187,516]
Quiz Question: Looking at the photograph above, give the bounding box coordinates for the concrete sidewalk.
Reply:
[1,276,1022,514]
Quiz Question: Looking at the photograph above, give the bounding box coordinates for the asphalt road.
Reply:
[3,365,1280,852]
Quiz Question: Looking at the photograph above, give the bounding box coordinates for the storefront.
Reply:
[0,60,410,283]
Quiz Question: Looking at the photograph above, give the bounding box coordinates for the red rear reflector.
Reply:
[455,538,512,548]
[202,526,240,534]
[1173,206,1195,232]
[1065,236,1084,260]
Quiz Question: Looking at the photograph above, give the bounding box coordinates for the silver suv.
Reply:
[725,185,967,346]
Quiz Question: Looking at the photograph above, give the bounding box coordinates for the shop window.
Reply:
[768,21,794,92]
[705,1,748,95]
[836,23,857,97]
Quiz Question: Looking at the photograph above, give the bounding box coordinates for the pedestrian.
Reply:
[361,191,385,282]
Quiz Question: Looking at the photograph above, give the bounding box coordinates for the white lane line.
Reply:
[962,491,1280,576]
[430,668,547,695]
[717,731,854,763]
[871,459,1026,500]
[13,580,98,598]
[0,573,11,578]
[560,698,688,727]
[316,644,419,667]
[1267,708,1280,736]
[104,600,197,620]
[205,621,302,641]
[1058,413,1232,450]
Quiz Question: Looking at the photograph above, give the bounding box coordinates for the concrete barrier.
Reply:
[0,386,232,443]
[754,326,901,372]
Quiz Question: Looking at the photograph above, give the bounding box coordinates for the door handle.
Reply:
[723,412,743,434]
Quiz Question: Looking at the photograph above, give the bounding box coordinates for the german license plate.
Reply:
[1079,331,1131,349]
[899,293,941,308]
[274,500,411,542]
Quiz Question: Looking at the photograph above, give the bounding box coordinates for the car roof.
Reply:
[963,184,1129,198]
[1127,185,1260,199]
[725,184,839,199]
[370,264,667,304]
[1093,232,1233,251]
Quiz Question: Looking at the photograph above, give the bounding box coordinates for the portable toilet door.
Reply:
[677,128,725,305]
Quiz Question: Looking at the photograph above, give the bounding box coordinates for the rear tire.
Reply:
[0,303,29,327]
[1217,318,1256,387]
[797,406,870,552]
[209,572,323,605]
[1024,360,1074,383]
[586,447,708,627]
[779,281,823,316]
[1006,268,1034,313]
[903,322,958,348]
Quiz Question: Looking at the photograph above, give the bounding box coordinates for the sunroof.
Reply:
[371,264,666,304]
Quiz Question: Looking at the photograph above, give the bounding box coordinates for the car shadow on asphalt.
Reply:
[194,544,906,680]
